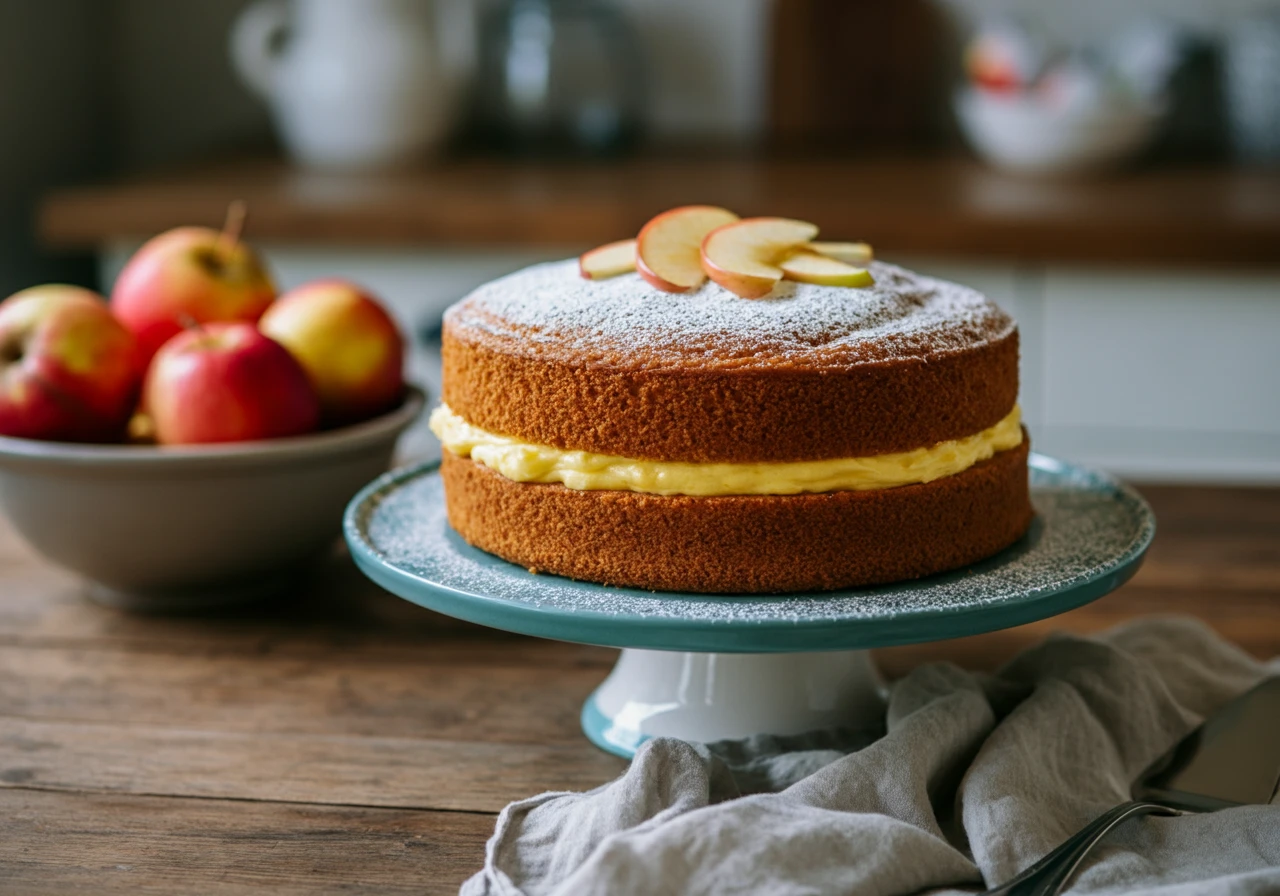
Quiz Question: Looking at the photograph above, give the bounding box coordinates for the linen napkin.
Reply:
[461,617,1280,896]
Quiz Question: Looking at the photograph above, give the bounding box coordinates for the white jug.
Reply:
[231,0,472,171]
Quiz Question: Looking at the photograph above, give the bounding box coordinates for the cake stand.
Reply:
[344,454,1155,758]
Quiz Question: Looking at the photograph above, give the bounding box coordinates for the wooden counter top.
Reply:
[39,156,1280,268]
[2,484,1278,892]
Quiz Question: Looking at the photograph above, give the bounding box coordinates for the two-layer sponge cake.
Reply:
[431,257,1032,594]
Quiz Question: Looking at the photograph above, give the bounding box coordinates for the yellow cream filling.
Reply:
[430,404,1022,497]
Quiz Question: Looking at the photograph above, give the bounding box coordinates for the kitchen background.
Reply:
[5,0,1279,480]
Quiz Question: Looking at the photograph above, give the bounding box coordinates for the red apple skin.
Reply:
[0,285,142,442]
[635,205,739,293]
[258,279,404,426]
[144,323,319,445]
[112,227,277,363]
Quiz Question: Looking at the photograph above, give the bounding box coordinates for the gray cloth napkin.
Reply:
[462,617,1280,896]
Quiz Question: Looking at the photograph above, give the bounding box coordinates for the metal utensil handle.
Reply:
[984,800,1175,896]
[1033,801,1184,896]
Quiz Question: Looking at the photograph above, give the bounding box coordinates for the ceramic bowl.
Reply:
[955,87,1161,176]
[0,386,424,612]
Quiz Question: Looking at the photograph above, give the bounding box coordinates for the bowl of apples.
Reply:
[0,219,423,612]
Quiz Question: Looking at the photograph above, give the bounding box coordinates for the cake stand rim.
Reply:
[344,453,1154,653]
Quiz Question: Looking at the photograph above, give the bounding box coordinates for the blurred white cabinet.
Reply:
[1035,269,1280,480]
[103,244,1280,482]
[862,258,1280,482]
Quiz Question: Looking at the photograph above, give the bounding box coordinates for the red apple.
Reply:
[258,279,404,425]
[0,285,141,442]
[112,226,276,363]
[144,323,319,445]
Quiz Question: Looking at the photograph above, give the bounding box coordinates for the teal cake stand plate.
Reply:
[344,454,1155,758]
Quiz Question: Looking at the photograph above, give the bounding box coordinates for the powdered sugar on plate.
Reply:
[346,455,1154,649]
[445,259,1015,371]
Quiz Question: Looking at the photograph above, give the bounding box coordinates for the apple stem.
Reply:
[218,200,248,254]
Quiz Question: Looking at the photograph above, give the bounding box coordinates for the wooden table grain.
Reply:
[1,485,1277,894]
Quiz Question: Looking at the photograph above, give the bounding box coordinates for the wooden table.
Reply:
[39,156,1280,268]
[2,486,1277,893]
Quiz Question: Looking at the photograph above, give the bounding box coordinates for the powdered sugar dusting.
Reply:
[445,259,1015,371]
[347,456,1154,647]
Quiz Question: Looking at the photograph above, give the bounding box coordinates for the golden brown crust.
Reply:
[442,328,1019,463]
[440,436,1034,594]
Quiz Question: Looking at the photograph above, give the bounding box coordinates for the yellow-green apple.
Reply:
[579,239,637,280]
[779,250,875,287]
[636,206,739,292]
[700,217,819,299]
[0,285,141,442]
[258,279,404,425]
[112,226,276,363]
[806,241,873,266]
[144,323,318,445]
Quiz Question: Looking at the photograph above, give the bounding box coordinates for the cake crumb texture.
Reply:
[440,437,1033,594]
[443,260,1019,463]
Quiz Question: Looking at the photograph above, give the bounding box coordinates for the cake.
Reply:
[430,210,1032,593]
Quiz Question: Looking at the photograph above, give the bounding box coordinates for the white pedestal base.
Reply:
[582,648,886,757]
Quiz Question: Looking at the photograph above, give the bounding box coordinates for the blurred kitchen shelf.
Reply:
[38,154,1280,482]
[38,155,1280,268]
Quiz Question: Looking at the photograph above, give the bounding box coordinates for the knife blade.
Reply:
[1139,676,1280,811]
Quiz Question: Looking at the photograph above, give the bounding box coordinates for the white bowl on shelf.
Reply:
[955,87,1162,176]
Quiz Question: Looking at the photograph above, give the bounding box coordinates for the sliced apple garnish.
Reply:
[636,205,739,292]
[780,250,874,287]
[807,241,873,266]
[699,217,819,299]
[579,239,636,280]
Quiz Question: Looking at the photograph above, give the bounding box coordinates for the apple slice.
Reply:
[700,217,819,299]
[807,241,873,266]
[780,250,875,287]
[636,206,739,292]
[579,239,637,280]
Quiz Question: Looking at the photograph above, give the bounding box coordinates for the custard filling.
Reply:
[430,404,1022,497]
